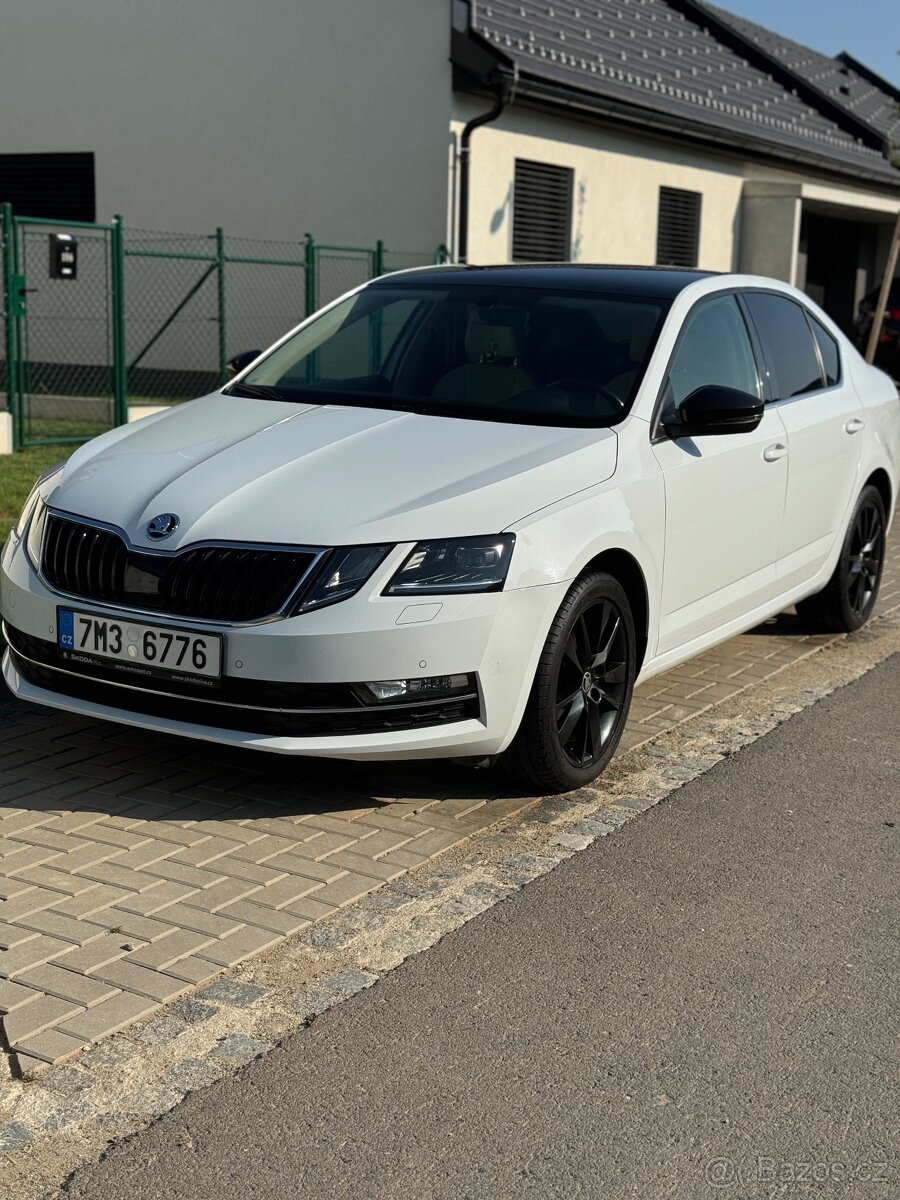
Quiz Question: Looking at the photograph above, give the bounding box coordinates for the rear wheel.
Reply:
[796,484,886,633]
[502,571,636,793]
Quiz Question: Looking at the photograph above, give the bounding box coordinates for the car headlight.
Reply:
[292,544,392,613]
[13,461,64,555]
[384,534,515,595]
[25,496,49,570]
[13,487,41,540]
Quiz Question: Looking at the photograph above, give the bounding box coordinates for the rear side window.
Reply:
[809,316,840,386]
[743,292,824,400]
[666,294,759,409]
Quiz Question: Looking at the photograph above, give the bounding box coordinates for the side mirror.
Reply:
[663,384,764,439]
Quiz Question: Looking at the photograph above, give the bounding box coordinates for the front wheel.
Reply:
[796,484,887,633]
[502,572,636,793]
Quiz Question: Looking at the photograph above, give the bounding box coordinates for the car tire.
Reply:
[502,571,636,794]
[795,484,887,633]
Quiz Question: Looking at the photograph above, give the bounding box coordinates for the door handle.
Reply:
[844,418,865,434]
[763,443,788,462]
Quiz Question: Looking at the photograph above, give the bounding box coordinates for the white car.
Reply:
[2,267,898,793]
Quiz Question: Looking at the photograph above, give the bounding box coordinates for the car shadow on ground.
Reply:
[0,683,520,825]
[0,603,820,825]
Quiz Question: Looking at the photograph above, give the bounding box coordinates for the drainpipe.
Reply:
[457,73,513,264]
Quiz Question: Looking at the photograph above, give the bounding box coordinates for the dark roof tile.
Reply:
[469,0,899,182]
[707,3,900,142]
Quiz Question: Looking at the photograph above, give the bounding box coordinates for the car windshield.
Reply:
[226,282,669,427]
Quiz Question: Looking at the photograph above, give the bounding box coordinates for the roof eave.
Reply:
[455,68,900,195]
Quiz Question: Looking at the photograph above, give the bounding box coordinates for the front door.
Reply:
[652,294,788,656]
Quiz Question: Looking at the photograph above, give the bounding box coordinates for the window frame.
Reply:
[804,309,843,392]
[738,288,842,404]
[649,288,765,440]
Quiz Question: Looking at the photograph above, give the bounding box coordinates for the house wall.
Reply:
[452,98,900,302]
[0,0,452,255]
[452,99,746,269]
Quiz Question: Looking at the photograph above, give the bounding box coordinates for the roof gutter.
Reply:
[497,71,900,194]
[451,2,518,263]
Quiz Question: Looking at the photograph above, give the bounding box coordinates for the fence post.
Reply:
[216,227,227,385]
[111,215,127,426]
[304,233,316,316]
[1,203,17,450]
[374,239,385,279]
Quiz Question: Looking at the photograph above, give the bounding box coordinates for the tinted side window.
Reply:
[809,316,840,386]
[666,295,759,409]
[744,293,824,399]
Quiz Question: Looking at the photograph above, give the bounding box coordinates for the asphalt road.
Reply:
[61,658,900,1200]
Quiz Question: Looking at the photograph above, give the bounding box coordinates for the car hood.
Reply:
[50,394,618,548]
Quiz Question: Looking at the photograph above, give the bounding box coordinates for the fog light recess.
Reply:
[356,674,474,703]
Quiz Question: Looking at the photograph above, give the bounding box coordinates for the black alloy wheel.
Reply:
[503,571,636,793]
[554,598,629,768]
[796,484,887,633]
[846,496,884,620]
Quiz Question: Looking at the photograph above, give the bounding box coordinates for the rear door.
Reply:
[651,293,789,655]
[742,291,863,591]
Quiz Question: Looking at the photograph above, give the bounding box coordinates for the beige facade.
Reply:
[451,95,900,326]
[452,98,744,270]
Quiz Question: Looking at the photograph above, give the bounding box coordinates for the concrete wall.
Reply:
[1,0,452,254]
[738,183,802,284]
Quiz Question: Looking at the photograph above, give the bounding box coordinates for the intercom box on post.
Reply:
[49,233,78,279]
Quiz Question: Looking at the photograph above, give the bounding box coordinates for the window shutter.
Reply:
[656,187,702,268]
[512,159,572,262]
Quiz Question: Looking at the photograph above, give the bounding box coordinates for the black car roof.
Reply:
[377,264,714,300]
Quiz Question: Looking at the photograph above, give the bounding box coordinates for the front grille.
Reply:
[5,627,481,738]
[41,513,319,622]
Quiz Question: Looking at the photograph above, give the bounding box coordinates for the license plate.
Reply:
[57,609,223,683]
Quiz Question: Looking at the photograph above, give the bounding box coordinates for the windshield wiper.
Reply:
[224,382,291,402]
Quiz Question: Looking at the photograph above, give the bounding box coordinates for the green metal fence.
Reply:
[0,204,448,450]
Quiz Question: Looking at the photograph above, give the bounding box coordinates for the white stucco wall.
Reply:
[452,98,900,280]
[1,0,452,255]
[452,99,745,270]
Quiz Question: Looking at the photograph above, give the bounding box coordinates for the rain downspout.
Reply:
[457,67,516,263]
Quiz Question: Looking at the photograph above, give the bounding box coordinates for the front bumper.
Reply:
[1,532,566,761]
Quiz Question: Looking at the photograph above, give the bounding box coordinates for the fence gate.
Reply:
[1,205,125,448]
[1,202,447,452]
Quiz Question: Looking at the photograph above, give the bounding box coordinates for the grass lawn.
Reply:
[0,445,75,544]
[0,400,191,544]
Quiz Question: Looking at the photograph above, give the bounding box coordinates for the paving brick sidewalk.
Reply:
[1,533,897,1073]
